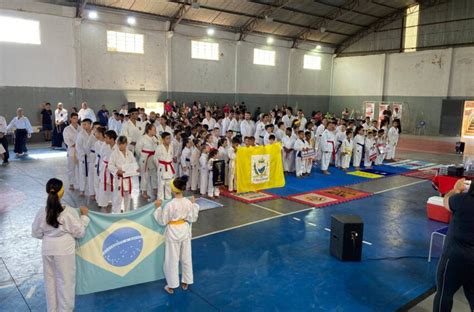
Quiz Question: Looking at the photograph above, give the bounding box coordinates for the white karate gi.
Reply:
[315,124,325,161]
[207,157,220,197]
[172,138,183,177]
[181,147,192,190]
[108,148,137,213]
[190,147,200,192]
[32,205,90,312]
[218,146,229,185]
[320,129,336,171]
[282,135,295,172]
[352,134,365,168]
[97,144,114,207]
[282,114,295,128]
[87,135,97,196]
[375,137,387,165]
[153,197,199,289]
[199,153,209,195]
[93,140,105,196]
[341,138,353,169]
[254,121,266,145]
[136,134,159,193]
[228,118,241,136]
[155,144,175,200]
[386,127,399,160]
[75,130,93,195]
[221,117,231,136]
[78,108,96,122]
[202,117,217,131]
[335,131,346,168]
[63,124,80,189]
[240,120,256,138]
[294,138,309,177]
[364,137,376,168]
[120,120,145,154]
[228,147,237,192]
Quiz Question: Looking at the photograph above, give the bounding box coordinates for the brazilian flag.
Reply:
[75,202,168,295]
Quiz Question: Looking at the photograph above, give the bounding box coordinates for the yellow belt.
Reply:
[168,219,186,225]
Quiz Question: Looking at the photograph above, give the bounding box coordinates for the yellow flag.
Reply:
[236,143,285,193]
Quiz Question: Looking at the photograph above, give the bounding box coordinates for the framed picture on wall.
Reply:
[461,101,474,137]
[364,101,375,119]
[378,102,390,124]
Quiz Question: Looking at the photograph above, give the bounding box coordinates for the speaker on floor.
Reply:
[330,214,363,261]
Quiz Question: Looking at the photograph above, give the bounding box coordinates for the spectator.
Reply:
[7,108,34,157]
[40,102,53,142]
[97,104,109,127]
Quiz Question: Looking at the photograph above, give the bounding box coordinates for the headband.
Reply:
[170,179,182,194]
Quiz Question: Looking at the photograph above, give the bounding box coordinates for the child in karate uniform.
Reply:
[87,122,100,199]
[199,145,210,196]
[63,113,80,190]
[364,130,377,169]
[32,178,90,312]
[375,129,387,166]
[93,127,106,198]
[108,136,139,213]
[352,126,365,170]
[75,118,93,197]
[386,120,400,162]
[341,130,353,171]
[153,176,199,294]
[180,138,193,190]
[172,131,183,177]
[282,127,295,173]
[207,149,220,198]
[217,138,229,186]
[335,124,347,168]
[294,130,310,178]
[136,124,159,200]
[228,137,240,192]
[97,130,117,211]
[304,131,314,175]
[320,120,337,175]
[155,132,175,200]
[190,139,201,193]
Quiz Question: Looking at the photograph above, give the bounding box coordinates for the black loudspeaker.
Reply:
[455,142,465,154]
[330,215,364,261]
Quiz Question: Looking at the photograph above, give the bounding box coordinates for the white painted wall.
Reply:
[384,49,452,96]
[288,49,332,96]
[0,8,76,87]
[448,47,474,97]
[331,54,386,96]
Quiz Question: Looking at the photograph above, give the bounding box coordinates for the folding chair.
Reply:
[428,226,449,262]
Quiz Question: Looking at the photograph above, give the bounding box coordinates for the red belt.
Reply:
[327,140,336,160]
[120,177,132,197]
[142,149,155,172]
[103,160,114,192]
[158,160,175,174]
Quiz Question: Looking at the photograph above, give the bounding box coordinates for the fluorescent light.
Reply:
[316,45,322,50]
[207,28,215,36]
[88,11,98,19]
[267,36,274,44]
[127,16,136,25]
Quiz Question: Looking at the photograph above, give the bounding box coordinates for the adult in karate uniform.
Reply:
[108,136,139,213]
[75,119,93,196]
[77,102,96,122]
[240,112,255,139]
[282,107,296,129]
[7,108,34,156]
[155,132,175,200]
[31,178,90,312]
[153,176,199,294]
[63,113,81,190]
[320,120,337,175]
[201,110,217,131]
[136,123,159,200]
[120,108,145,155]
[52,102,68,149]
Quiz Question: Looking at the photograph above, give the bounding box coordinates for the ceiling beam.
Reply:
[248,0,366,28]
[168,3,190,31]
[336,0,449,55]
[238,0,292,41]
[312,0,381,19]
[291,0,362,48]
[75,0,87,18]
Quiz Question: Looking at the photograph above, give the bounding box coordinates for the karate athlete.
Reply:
[190,139,201,193]
[341,130,353,171]
[120,108,144,156]
[136,123,159,200]
[93,127,106,198]
[375,129,387,166]
[386,120,400,162]
[320,120,337,175]
[228,137,240,192]
[294,130,310,178]
[282,127,295,173]
[207,149,220,198]
[217,138,229,185]
[87,122,100,199]
[364,130,377,169]
[156,116,173,138]
[97,130,117,210]
[172,131,183,177]
[282,107,296,128]
[352,126,366,170]
[228,112,241,137]
[240,112,256,139]
[153,176,199,294]
[335,124,347,168]
[108,136,139,213]
[62,113,81,190]
[155,132,175,200]
[75,119,93,197]
[180,138,193,190]
[199,144,210,196]
[201,110,217,130]
[31,178,89,312]
[254,114,269,145]
[314,118,327,162]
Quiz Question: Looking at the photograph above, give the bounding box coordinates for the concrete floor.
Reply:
[0,136,471,311]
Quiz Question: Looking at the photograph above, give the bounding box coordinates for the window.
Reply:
[253,48,275,66]
[0,16,40,44]
[191,40,219,60]
[403,4,419,52]
[107,30,144,54]
[304,54,321,70]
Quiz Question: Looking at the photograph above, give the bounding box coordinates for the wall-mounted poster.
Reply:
[461,101,474,137]
[136,102,164,115]
[392,102,403,120]
[378,102,390,124]
[364,101,375,119]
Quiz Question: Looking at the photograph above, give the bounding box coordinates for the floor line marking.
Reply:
[363,241,373,246]
[293,217,301,221]
[324,228,331,232]
[374,180,426,194]
[307,222,317,227]
[193,207,316,240]
[26,285,37,299]
[250,203,284,215]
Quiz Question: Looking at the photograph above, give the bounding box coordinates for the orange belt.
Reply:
[168,219,186,225]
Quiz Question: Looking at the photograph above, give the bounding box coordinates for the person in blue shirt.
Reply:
[97,105,109,127]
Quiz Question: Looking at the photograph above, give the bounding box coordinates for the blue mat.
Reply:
[266,167,370,196]
[372,164,412,174]
[361,168,396,177]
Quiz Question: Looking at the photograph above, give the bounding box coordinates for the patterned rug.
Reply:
[220,189,279,204]
[387,159,440,170]
[402,169,438,180]
[346,170,384,179]
[287,187,373,208]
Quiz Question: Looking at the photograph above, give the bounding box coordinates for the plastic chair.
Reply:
[428,226,448,262]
